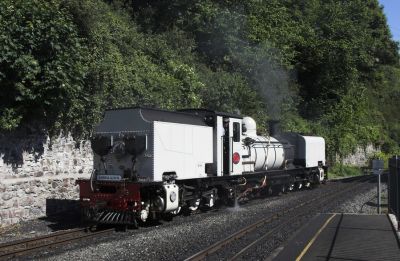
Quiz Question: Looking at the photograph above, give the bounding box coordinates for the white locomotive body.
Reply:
[77,107,327,226]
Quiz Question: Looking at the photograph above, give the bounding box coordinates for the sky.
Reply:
[379,0,400,42]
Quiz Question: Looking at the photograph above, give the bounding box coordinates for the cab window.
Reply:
[233,122,240,142]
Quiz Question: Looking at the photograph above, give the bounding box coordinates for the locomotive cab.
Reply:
[216,115,243,176]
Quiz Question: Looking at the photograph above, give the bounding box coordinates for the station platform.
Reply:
[274,214,400,261]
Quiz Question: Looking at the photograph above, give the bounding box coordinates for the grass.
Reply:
[328,164,363,179]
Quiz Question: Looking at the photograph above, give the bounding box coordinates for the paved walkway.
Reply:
[274,214,400,261]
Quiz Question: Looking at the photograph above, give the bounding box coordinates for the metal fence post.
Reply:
[389,157,392,215]
[397,156,400,227]
[378,173,381,214]
[390,155,400,228]
[373,159,384,214]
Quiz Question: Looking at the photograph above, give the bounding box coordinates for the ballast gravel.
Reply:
[0,209,82,244]
[4,177,381,261]
[31,191,314,261]
[334,183,387,214]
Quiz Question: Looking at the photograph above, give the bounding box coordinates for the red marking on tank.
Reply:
[233,152,240,164]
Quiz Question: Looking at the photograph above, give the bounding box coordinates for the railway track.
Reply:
[0,175,374,260]
[0,227,113,260]
[185,174,375,261]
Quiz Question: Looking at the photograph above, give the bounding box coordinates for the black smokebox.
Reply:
[268,120,280,137]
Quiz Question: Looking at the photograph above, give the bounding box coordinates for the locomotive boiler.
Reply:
[77,107,326,227]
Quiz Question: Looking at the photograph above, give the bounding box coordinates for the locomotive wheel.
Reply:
[267,186,274,196]
[271,185,286,196]
[296,182,303,190]
[162,213,174,221]
[181,206,191,216]
[313,173,321,186]
[128,218,138,229]
[188,199,201,211]
[171,206,182,215]
[280,184,287,194]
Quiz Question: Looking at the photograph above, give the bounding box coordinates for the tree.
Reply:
[0,0,88,133]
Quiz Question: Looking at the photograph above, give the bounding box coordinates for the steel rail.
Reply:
[0,227,114,260]
[185,175,374,261]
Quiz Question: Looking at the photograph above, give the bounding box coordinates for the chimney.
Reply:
[268,120,280,137]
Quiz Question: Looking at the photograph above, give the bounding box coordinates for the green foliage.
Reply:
[130,0,399,160]
[62,0,267,136]
[0,109,22,131]
[283,0,398,118]
[0,0,88,134]
[368,150,400,169]
[64,0,213,134]
[245,0,302,68]
[319,87,382,159]
[280,112,312,134]
[329,164,362,179]
[1,0,399,163]
[368,66,400,149]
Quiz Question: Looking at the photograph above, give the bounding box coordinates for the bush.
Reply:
[0,0,88,133]
[329,164,362,179]
[368,151,394,169]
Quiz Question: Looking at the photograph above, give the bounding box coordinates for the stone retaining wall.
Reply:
[0,127,92,227]
[341,144,379,167]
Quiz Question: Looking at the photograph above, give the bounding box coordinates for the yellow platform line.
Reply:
[296,214,337,261]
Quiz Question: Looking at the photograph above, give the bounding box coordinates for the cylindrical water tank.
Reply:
[242,117,287,171]
[243,136,285,170]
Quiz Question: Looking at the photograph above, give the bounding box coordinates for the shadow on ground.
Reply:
[40,199,84,231]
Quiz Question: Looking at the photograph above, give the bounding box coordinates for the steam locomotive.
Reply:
[77,107,327,227]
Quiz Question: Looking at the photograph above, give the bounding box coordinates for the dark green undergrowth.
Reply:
[328,165,363,179]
